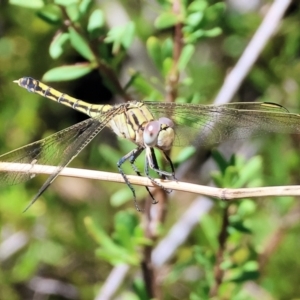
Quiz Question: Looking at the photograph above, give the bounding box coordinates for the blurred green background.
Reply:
[1,0,300,299]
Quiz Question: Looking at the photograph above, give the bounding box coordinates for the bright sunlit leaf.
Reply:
[42,63,94,81]
[9,0,44,8]
[69,27,96,61]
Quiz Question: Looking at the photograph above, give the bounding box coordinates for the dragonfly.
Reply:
[1,77,300,211]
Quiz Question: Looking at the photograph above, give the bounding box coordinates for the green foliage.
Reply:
[85,211,151,266]
[211,151,264,188]
[2,0,300,299]
[104,22,135,54]
[43,63,95,81]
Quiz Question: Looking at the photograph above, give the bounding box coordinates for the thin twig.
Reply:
[94,264,130,300]
[209,204,230,297]
[1,163,300,200]
[140,0,185,296]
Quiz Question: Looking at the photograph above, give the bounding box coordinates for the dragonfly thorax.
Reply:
[144,117,175,151]
[108,101,155,146]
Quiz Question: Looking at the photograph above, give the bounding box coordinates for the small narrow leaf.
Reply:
[49,32,69,59]
[54,0,78,5]
[66,3,80,22]
[188,0,208,12]
[68,27,96,61]
[203,27,222,37]
[79,0,93,14]
[104,22,135,54]
[185,12,203,27]
[42,63,94,81]
[87,9,104,32]
[37,4,62,24]
[178,44,195,71]
[174,146,195,165]
[161,38,173,60]
[146,37,162,71]
[162,57,173,77]
[155,12,180,29]
[111,188,136,207]
[131,73,157,96]
[121,22,135,50]
[9,0,44,8]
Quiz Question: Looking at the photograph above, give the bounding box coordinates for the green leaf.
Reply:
[178,44,195,71]
[228,217,252,234]
[237,200,257,217]
[146,37,162,71]
[132,278,148,300]
[174,146,195,165]
[211,150,230,174]
[242,261,259,272]
[66,3,80,22]
[37,4,62,24]
[104,22,135,54]
[85,216,140,266]
[130,73,158,97]
[161,38,173,60]
[233,156,263,188]
[9,0,44,9]
[79,0,93,15]
[84,217,116,247]
[49,32,69,59]
[113,212,138,249]
[210,171,223,188]
[111,188,134,207]
[203,27,222,37]
[42,63,94,81]
[68,27,96,61]
[185,12,203,27]
[228,269,259,283]
[162,57,173,77]
[155,12,180,29]
[188,0,208,12]
[122,22,135,50]
[205,2,226,22]
[87,9,104,32]
[200,215,219,251]
[54,0,78,6]
[185,29,205,43]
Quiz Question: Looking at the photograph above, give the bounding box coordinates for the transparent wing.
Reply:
[0,118,106,187]
[146,102,300,147]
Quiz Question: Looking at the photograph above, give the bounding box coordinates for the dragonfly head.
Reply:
[143,117,175,151]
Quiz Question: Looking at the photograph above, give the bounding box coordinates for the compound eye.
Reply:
[159,117,174,128]
[144,121,160,147]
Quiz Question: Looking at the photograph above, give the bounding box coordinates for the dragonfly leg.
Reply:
[144,148,172,196]
[117,148,144,211]
[128,147,158,205]
[145,147,175,179]
[161,150,177,181]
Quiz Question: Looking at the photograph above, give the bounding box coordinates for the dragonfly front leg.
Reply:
[128,147,158,205]
[145,147,176,179]
[144,147,173,195]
